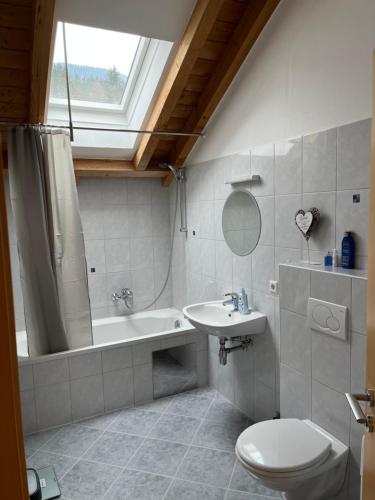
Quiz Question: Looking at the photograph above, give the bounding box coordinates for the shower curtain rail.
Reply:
[0,122,204,138]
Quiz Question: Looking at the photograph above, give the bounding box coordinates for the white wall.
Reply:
[189,0,375,164]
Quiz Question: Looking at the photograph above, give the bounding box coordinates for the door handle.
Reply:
[345,390,375,432]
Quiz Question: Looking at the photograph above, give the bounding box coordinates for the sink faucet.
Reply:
[112,288,133,309]
[223,292,239,312]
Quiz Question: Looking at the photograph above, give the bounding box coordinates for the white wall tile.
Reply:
[85,239,106,275]
[88,275,107,308]
[77,178,103,209]
[279,265,310,315]
[213,156,232,200]
[280,364,311,419]
[214,199,225,241]
[275,194,303,249]
[106,271,132,304]
[310,271,351,307]
[199,162,215,201]
[302,191,336,251]
[33,358,69,387]
[200,239,216,279]
[275,138,302,195]
[81,208,104,240]
[251,245,274,293]
[152,203,170,238]
[280,309,310,376]
[274,247,302,279]
[350,332,366,393]
[18,364,33,391]
[337,119,371,191]
[129,237,153,270]
[71,375,104,420]
[132,340,161,366]
[232,253,252,291]
[102,346,132,373]
[311,330,350,393]
[303,128,337,193]
[232,348,253,416]
[21,389,36,434]
[103,368,134,411]
[102,205,129,238]
[101,178,127,205]
[134,364,153,403]
[254,380,276,422]
[351,278,367,335]
[35,382,71,429]
[199,201,216,239]
[312,380,350,444]
[256,196,275,246]
[105,238,130,272]
[335,189,369,258]
[231,152,250,178]
[127,179,152,205]
[215,240,233,284]
[69,352,102,380]
[128,205,152,238]
[250,143,274,197]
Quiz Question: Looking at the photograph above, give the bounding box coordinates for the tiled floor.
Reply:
[25,387,281,500]
[153,350,197,398]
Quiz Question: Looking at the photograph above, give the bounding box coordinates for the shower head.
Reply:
[159,162,178,180]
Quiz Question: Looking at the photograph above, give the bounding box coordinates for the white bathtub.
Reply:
[17,307,194,359]
[18,307,207,434]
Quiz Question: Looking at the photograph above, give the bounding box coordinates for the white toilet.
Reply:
[235,418,348,500]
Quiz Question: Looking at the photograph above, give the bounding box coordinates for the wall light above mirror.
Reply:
[222,190,261,256]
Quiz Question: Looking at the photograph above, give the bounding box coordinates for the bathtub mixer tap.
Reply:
[111,288,133,309]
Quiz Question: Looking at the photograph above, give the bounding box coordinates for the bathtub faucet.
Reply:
[111,288,133,309]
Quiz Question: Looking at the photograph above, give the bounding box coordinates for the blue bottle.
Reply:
[341,231,355,269]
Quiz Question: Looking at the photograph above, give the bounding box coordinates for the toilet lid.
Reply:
[236,419,332,474]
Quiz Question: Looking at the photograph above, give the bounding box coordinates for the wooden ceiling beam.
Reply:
[133,0,225,171]
[29,0,55,123]
[169,0,281,167]
[74,159,169,179]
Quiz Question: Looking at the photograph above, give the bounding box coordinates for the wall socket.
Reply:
[269,280,279,294]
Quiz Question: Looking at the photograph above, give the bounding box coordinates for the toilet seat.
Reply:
[236,419,332,475]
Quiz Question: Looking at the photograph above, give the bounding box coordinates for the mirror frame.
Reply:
[221,188,262,256]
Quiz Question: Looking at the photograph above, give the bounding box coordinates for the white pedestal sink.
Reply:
[183,300,266,339]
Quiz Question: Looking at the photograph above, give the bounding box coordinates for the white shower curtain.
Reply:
[8,127,92,356]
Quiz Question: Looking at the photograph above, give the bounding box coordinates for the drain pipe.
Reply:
[219,337,252,365]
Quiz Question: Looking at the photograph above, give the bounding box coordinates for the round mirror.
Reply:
[222,190,261,256]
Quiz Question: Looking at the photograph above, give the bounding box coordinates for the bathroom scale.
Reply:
[36,466,61,499]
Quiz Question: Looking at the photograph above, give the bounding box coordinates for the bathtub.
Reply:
[17,307,194,359]
[17,307,208,434]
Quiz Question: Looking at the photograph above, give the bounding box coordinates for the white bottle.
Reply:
[332,248,338,268]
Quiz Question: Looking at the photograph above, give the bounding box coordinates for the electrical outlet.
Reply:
[269,280,279,294]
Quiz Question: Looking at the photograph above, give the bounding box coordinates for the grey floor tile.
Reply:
[165,392,212,418]
[106,469,171,500]
[149,414,200,444]
[136,397,173,413]
[25,447,38,458]
[42,424,102,458]
[165,479,226,500]
[187,386,217,399]
[205,397,249,425]
[25,428,61,450]
[77,411,120,430]
[226,491,272,500]
[60,460,120,500]
[193,419,248,452]
[27,450,76,480]
[109,408,161,436]
[230,461,280,497]
[128,438,188,476]
[83,431,143,467]
[177,445,235,488]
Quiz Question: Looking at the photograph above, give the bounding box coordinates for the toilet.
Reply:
[235,418,348,500]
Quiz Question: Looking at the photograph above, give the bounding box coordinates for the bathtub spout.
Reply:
[111,288,133,309]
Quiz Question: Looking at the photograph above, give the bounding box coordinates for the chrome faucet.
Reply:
[222,292,239,312]
[112,288,133,309]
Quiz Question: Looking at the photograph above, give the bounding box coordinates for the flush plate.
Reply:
[307,297,347,341]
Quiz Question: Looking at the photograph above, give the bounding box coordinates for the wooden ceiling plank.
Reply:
[0,48,29,70]
[0,27,31,51]
[169,0,281,166]
[133,0,225,171]
[0,68,28,88]
[74,158,168,179]
[29,0,55,123]
[0,3,33,29]
[0,86,27,104]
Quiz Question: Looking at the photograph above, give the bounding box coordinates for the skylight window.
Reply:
[50,23,142,106]
[47,22,173,157]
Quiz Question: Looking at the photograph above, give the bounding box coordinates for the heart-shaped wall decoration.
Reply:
[295,207,320,241]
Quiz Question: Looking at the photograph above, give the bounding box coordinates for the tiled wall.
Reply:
[171,118,371,422]
[279,264,367,500]
[73,178,172,317]
[19,330,208,434]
